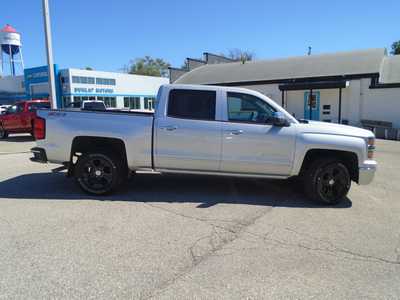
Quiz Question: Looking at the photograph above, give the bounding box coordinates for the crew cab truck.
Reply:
[30,84,377,205]
[0,99,50,138]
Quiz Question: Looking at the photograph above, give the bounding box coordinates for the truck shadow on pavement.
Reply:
[0,172,352,208]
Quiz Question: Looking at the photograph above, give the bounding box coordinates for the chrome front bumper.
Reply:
[358,160,377,185]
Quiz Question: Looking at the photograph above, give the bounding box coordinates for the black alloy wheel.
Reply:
[305,159,351,205]
[75,153,120,195]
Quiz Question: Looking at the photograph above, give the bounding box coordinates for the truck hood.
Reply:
[296,121,374,138]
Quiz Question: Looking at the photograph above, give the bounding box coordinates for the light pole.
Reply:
[42,0,57,108]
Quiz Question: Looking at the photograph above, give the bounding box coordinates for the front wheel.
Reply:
[74,153,122,195]
[304,159,351,205]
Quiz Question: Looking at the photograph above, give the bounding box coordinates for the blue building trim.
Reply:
[24,64,62,105]
[54,64,62,108]
[63,93,156,97]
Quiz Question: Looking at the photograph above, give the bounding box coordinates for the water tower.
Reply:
[0,24,24,77]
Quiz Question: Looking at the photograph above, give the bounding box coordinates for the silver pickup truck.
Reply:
[30,84,377,205]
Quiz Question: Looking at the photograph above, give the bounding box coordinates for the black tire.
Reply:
[304,158,351,205]
[0,126,8,139]
[74,152,122,195]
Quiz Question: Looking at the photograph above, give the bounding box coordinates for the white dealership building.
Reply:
[0,65,169,110]
[59,68,168,110]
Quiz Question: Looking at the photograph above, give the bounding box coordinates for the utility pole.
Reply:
[42,0,57,108]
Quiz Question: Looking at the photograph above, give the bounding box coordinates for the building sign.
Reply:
[74,88,114,94]
[26,71,48,80]
[24,66,49,83]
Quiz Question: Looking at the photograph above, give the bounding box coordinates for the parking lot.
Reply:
[0,135,399,299]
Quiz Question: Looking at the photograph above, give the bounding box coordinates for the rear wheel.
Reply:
[74,153,122,195]
[304,159,351,205]
[0,126,8,139]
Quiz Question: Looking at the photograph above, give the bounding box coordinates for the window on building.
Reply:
[72,76,95,84]
[101,97,117,108]
[144,96,156,111]
[124,97,141,109]
[227,92,275,123]
[307,94,317,109]
[96,78,116,85]
[69,96,82,108]
[167,89,216,120]
[62,96,72,107]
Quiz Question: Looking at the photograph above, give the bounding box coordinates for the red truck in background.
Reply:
[0,99,50,139]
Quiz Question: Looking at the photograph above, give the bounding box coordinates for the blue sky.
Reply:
[1,0,398,72]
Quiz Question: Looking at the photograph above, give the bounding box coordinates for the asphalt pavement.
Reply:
[0,134,399,299]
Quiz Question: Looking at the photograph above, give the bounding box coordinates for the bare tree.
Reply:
[227,49,255,63]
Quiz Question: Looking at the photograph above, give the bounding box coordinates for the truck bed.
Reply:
[36,109,154,169]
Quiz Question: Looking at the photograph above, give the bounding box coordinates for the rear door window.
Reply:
[167,89,216,121]
[16,103,25,113]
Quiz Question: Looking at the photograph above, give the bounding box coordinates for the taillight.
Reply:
[34,117,46,140]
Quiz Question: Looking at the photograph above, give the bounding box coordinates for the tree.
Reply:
[391,41,400,55]
[227,49,255,63]
[85,66,93,70]
[127,56,170,77]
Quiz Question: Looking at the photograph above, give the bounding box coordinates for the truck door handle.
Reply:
[228,129,243,135]
[160,125,177,131]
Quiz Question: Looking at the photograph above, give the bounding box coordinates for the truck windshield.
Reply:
[28,103,51,111]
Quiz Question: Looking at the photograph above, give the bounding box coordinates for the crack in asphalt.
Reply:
[395,235,400,263]
[141,205,273,300]
[141,179,276,300]
[138,179,400,299]
[261,230,400,266]
[0,216,11,226]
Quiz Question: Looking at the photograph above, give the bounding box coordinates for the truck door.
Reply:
[13,103,26,132]
[18,102,31,130]
[154,89,222,171]
[220,92,296,176]
[2,105,20,131]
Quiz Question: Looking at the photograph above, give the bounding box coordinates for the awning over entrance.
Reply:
[279,80,349,124]
[278,80,349,91]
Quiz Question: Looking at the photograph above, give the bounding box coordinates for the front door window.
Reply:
[227,92,275,124]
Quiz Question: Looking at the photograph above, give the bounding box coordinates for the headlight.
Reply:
[367,137,375,159]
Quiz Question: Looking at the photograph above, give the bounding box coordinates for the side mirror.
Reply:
[270,111,289,127]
